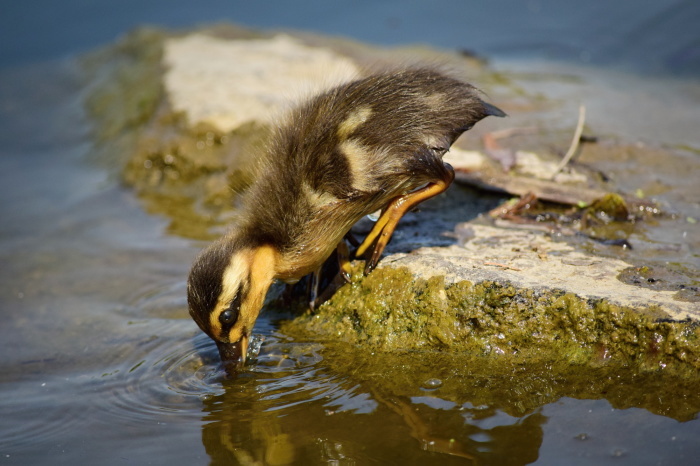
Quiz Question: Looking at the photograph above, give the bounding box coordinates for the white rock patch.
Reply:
[163,34,360,132]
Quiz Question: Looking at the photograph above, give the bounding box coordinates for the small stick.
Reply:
[551,104,586,180]
[483,261,522,271]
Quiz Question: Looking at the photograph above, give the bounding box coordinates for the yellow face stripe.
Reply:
[210,245,279,344]
[227,245,278,343]
[210,250,251,340]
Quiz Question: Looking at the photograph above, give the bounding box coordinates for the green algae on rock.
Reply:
[276,263,700,424]
[281,263,699,374]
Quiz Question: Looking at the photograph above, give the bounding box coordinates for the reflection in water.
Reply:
[198,341,549,465]
[192,333,700,465]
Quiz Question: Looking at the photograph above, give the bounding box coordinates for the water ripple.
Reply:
[85,324,224,424]
[82,317,340,427]
[73,274,376,439]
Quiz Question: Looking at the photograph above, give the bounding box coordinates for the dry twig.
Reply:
[483,261,522,271]
[551,104,586,179]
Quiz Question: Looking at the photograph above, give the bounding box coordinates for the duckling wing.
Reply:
[269,68,502,199]
[325,69,500,193]
[250,69,503,252]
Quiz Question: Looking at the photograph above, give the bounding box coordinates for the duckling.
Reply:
[187,68,505,367]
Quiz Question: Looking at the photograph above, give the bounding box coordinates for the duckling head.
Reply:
[187,235,279,369]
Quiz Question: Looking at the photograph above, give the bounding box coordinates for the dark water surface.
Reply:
[1,2,699,465]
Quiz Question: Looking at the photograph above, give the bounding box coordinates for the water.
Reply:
[2,0,699,77]
[1,2,700,465]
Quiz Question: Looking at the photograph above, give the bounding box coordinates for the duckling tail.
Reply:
[482,101,507,118]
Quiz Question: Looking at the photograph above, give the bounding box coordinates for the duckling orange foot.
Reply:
[357,164,456,275]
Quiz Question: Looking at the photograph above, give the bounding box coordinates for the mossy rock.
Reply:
[281,263,700,374]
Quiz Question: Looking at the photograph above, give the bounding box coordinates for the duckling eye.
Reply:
[219,290,242,328]
[220,307,238,325]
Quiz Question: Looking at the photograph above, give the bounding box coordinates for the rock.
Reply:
[281,224,699,372]
[163,34,361,132]
[514,150,588,183]
[389,224,696,319]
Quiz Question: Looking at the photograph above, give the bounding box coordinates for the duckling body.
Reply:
[188,68,505,367]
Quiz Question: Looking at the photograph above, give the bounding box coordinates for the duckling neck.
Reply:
[238,195,355,281]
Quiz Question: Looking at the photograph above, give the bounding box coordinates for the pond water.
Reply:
[1,2,699,465]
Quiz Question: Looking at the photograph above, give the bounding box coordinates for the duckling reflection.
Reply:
[187,68,505,367]
[198,371,546,465]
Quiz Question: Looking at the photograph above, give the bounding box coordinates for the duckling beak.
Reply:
[216,335,249,369]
